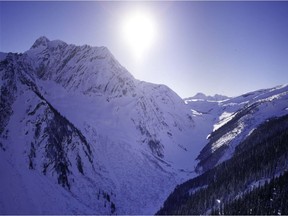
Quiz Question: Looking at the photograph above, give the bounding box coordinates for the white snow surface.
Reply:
[186,84,288,171]
[1,37,287,214]
[0,37,201,214]
[217,84,288,165]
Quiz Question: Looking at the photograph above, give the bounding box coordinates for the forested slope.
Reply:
[157,114,288,215]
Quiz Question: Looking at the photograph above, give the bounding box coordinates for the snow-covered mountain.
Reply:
[185,92,230,102]
[0,37,201,214]
[1,36,287,215]
[158,85,288,215]
[189,85,288,173]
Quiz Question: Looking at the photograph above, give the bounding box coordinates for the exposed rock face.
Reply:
[0,37,196,214]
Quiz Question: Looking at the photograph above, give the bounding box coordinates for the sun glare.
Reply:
[121,9,157,60]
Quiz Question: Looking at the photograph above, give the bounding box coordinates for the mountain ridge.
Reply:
[185,92,230,101]
[0,37,198,214]
[1,37,287,215]
[158,84,288,215]
[195,84,288,173]
[157,113,288,215]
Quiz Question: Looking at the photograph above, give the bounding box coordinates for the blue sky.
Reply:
[1,1,288,98]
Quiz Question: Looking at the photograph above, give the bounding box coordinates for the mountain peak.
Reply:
[188,92,229,101]
[193,92,207,99]
[31,36,50,49]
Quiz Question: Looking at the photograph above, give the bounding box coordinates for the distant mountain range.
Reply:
[1,37,287,214]
[185,92,230,101]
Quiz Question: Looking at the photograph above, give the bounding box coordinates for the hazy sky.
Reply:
[1,1,288,98]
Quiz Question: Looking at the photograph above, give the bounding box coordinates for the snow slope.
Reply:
[1,37,286,214]
[189,85,288,173]
[0,37,200,214]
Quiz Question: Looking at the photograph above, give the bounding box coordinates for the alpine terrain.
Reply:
[1,37,288,215]
[0,37,202,214]
[158,84,288,214]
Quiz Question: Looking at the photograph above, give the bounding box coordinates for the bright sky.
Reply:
[1,1,288,98]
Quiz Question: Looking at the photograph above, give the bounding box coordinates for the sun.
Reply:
[121,9,157,60]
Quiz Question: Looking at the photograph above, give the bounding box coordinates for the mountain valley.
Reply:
[1,37,288,215]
